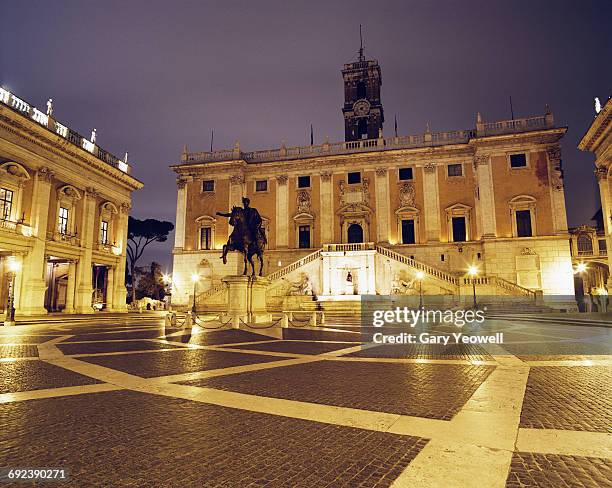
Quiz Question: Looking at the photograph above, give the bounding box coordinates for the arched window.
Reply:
[347,223,364,243]
[356,81,366,99]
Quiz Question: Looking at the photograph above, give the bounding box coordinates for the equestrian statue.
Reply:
[216,197,267,276]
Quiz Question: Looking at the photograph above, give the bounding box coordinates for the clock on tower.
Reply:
[341,42,384,142]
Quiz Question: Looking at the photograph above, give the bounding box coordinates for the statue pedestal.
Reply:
[249,276,272,323]
[221,275,250,328]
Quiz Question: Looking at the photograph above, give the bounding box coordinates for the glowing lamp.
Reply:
[111,245,122,255]
[467,265,478,277]
[191,273,200,283]
[575,262,587,274]
[162,273,171,284]
[6,256,20,273]
[415,271,425,280]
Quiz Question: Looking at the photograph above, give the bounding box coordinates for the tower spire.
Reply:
[358,24,365,61]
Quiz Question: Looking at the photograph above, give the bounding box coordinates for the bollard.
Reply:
[320,312,325,325]
[281,313,289,328]
[164,312,176,328]
[184,311,193,328]
[310,311,318,327]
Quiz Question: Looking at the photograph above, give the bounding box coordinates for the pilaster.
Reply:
[275,175,289,248]
[422,163,441,242]
[74,187,98,314]
[319,172,333,244]
[229,174,245,208]
[375,168,390,243]
[111,203,130,312]
[474,154,497,238]
[546,146,568,235]
[174,177,188,249]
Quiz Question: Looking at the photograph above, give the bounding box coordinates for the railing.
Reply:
[197,282,226,301]
[267,249,322,282]
[46,231,81,247]
[376,245,460,286]
[0,85,132,173]
[490,276,536,298]
[181,114,554,165]
[323,242,375,252]
[0,218,18,232]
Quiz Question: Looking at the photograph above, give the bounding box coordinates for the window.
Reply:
[347,171,361,184]
[401,219,415,244]
[298,225,311,248]
[447,164,463,177]
[58,207,69,235]
[516,210,533,237]
[202,180,215,192]
[100,220,109,244]
[356,81,366,99]
[297,175,310,188]
[255,180,268,192]
[200,227,212,250]
[399,168,413,181]
[577,234,593,254]
[451,217,467,242]
[0,188,13,220]
[599,239,607,254]
[357,119,368,139]
[510,153,527,168]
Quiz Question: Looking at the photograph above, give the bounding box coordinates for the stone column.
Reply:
[111,203,130,312]
[64,261,76,313]
[546,146,568,235]
[474,154,497,238]
[595,168,612,289]
[20,167,53,315]
[229,174,245,208]
[106,266,114,311]
[74,188,97,314]
[422,163,441,242]
[174,177,188,249]
[375,168,390,243]
[319,172,333,244]
[275,175,289,248]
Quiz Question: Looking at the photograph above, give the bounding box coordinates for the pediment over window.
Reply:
[0,161,30,181]
[195,215,217,224]
[395,205,420,217]
[509,195,536,206]
[293,211,314,223]
[100,201,119,214]
[445,203,471,215]
[57,185,82,200]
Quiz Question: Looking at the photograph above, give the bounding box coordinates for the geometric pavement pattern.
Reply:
[0,316,611,487]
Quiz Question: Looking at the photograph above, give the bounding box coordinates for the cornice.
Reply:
[0,107,143,191]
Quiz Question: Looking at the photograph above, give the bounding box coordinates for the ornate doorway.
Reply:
[347,223,364,243]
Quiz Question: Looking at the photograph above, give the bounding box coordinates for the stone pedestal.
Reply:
[221,275,250,328]
[249,276,272,323]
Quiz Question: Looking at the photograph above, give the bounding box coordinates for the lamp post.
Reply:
[574,262,588,312]
[416,270,425,310]
[191,273,199,314]
[468,265,478,310]
[4,256,21,326]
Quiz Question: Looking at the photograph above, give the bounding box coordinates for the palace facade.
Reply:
[0,87,142,315]
[578,97,612,293]
[171,55,575,310]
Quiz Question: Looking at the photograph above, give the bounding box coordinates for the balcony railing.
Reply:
[46,231,81,247]
[181,114,555,165]
[0,86,132,174]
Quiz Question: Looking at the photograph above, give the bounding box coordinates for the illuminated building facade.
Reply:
[171,56,575,310]
[0,87,143,315]
[578,96,612,291]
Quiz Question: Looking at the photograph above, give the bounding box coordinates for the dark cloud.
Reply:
[2,0,610,269]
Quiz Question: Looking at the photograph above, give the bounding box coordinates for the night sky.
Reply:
[2,0,611,270]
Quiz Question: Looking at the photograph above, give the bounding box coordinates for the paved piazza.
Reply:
[0,316,611,487]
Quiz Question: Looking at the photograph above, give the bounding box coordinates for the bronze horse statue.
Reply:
[217,206,265,276]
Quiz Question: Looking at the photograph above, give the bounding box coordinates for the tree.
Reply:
[126,217,174,304]
[135,262,166,301]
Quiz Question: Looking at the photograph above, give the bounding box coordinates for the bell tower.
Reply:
[342,30,384,141]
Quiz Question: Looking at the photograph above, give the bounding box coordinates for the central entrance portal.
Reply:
[347,224,364,243]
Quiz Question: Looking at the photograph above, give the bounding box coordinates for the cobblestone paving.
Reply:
[1,318,610,487]
[505,452,612,487]
[346,343,493,360]
[80,348,292,378]
[0,361,102,393]
[57,340,184,355]
[0,344,38,357]
[223,340,360,354]
[0,390,427,487]
[180,360,494,419]
[520,367,612,432]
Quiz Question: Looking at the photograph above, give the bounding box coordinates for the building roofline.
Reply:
[577,96,612,153]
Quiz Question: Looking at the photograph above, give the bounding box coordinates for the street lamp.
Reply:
[467,265,478,309]
[575,262,587,274]
[415,270,425,310]
[4,256,21,326]
[191,273,199,314]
